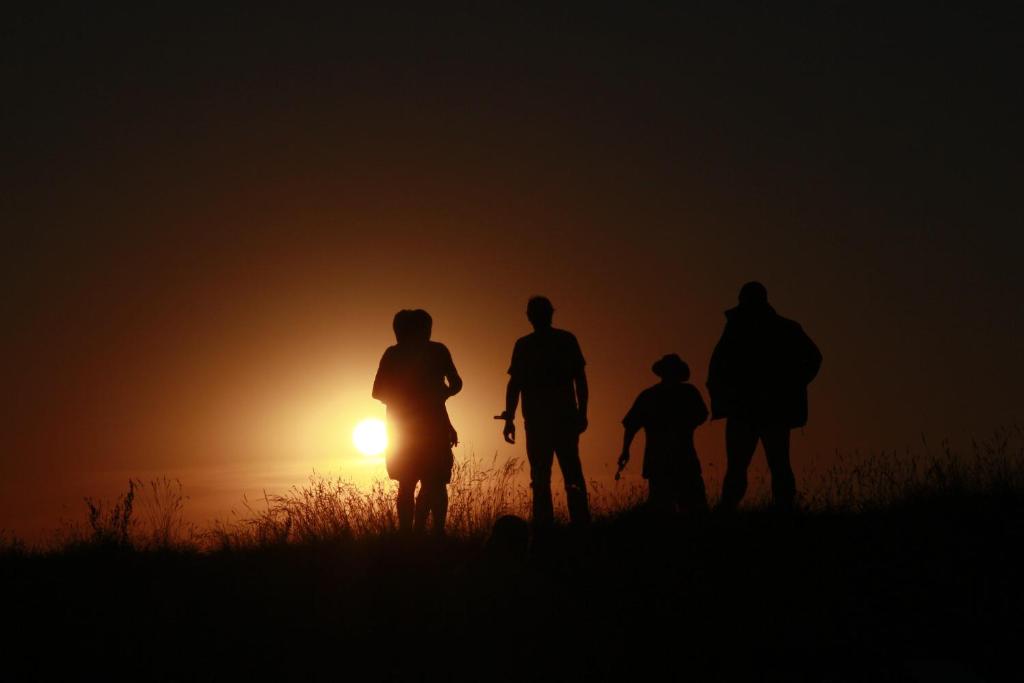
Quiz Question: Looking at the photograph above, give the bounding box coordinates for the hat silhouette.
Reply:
[652,353,689,381]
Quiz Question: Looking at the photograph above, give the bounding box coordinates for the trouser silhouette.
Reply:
[525,421,590,528]
[397,479,448,534]
[720,419,795,510]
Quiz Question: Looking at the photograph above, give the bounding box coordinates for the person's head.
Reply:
[738,281,769,309]
[652,353,690,383]
[392,309,432,343]
[526,296,554,330]
[410,309,432,342]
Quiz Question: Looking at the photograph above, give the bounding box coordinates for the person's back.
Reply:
[618,354,708,512]
[708,291,821,428]
[626,382,707,476]
[509,327,585,427]
[372,309,462,534]
[375,339,455,421]
[499,296,590,529]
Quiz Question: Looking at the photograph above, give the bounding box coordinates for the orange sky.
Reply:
[2,5,1021,539]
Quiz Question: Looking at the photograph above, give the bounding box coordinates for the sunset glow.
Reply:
[353,418,388,456]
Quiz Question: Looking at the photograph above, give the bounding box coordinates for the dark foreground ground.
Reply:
[4,493,1022,682]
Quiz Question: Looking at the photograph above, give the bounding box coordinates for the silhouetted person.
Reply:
[618,354,709,513]
[373,309,462,534]
[707,282,822,510]
[498,296,591,529]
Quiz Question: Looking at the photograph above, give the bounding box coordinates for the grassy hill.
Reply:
[3,428,1022,681]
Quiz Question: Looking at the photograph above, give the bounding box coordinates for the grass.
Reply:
[39,425,1021,553]
[808,425,1024,510]
[3,427,1022,681]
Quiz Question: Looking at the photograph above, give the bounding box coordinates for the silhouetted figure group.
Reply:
[373,283,821,537]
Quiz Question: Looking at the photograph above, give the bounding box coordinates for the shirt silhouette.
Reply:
[620,354,709,512]
[508,328,586,426]
[500,296,590,529]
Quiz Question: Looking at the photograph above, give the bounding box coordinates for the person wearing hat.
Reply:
[617,353,709,513]
[706,281,822,511]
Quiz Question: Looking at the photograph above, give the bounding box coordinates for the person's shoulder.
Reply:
[776,314,803,330]
[377,344,400,368]
[638,384,661,400]
[513,333,535,349]
[774,315,811,340]
[681,382,705,398]
[551,327,581,345]
[509,334,533,366]
[427,340,451,353]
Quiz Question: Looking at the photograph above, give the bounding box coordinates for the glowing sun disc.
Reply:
[353,418,387,456]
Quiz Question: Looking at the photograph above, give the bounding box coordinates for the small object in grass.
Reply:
[486,514,529,560]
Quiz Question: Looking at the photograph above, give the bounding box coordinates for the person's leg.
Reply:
[646,477,672,514]
[413,479,431,533]
[762,426,795,510]
[554,427,590,526]
[525,424,556,530]
[424,479,448,535]
[720,419,759,511]
[682,455,709,514]
[397,479,416,533]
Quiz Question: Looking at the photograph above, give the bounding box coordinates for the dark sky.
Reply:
[3,3,1022,537]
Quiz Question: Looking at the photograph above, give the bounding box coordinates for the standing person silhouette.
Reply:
[498,296,591,530]
[617,354,709,513]
[707,282,822,511]
[373,309,461,535]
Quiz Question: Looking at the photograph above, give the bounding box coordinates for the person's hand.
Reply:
[615,450,629,481]
[493,411,516,444]
[577,413,589,434]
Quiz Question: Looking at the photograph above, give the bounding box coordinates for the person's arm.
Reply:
[570,334,589,433]
[371,351,391,404]
[443,348,463,398]
[706,327,732,420]
[446,369,463,398]
[618,396,644,477]
[501,376,521,444]
[446,408,458,448]
[798,326,822,385]
[499,341,523,444]
[618,423,640,469]
[573,366,589,433]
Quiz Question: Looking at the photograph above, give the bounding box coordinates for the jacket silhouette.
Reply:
[707,282,821,510]
[707,293,821,428]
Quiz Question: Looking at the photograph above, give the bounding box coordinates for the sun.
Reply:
[353,418,388,456]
